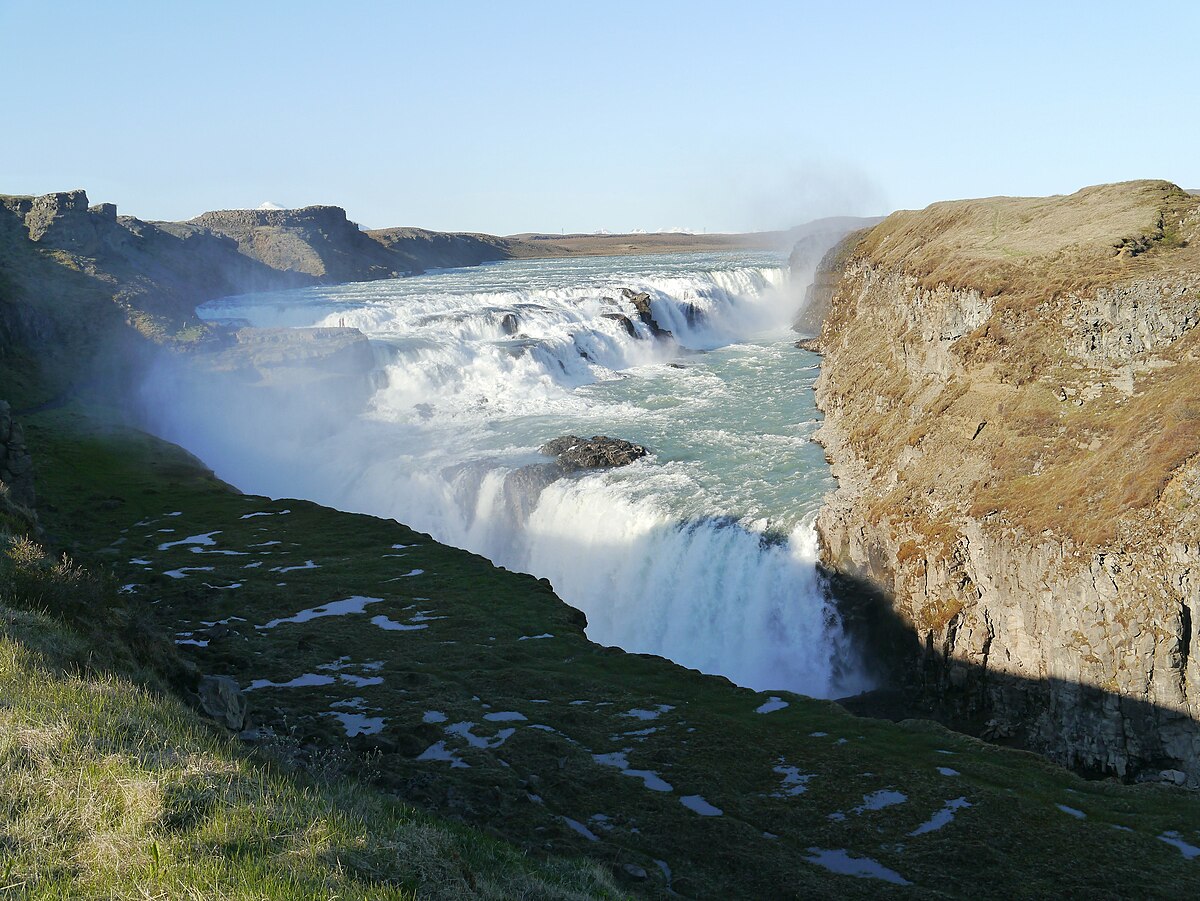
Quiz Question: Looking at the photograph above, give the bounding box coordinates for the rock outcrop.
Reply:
[619,288,672,339]
[366,226,511,274]
[540,435,649,470]
[810,180,1200,782]
[0,400,36,531]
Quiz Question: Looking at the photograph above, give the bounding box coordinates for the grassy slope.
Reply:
[11,403,1200,899]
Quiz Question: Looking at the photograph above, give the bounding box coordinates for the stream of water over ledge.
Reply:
[144,251,869,697]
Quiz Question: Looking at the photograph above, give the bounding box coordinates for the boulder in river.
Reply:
[619,287,673,339]
[539,435,648,471]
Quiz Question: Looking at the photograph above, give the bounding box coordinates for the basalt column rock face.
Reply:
[810,180,1200,783]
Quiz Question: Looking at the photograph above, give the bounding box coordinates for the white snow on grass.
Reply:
[853,790,908,814]
[340,673,384,687]
[803,848,910,886]
[119,584,138,594]
[372,614,428,632]
[680,795,722,816]
[755,696,789,714]
[201,581,244,590]
[174,638,209,648]
[323,711,384,736]
[158,531,220,551]
[1158,831,1200,859]
[622,704,674,721]
[259,596,384,629]
[270,560,320,574]
[243,562,263,568]
[518,632,554,640]
[1056,804,1086,819]
[483,711,527,722]
[380,569,425,583]
[249,540,281,547]
[129,558,152,565]
[445,721,516,749]
[240,509,291,519]
[417,741,469,767]
[809,731,828,738]
[201,616,247,626]
[163,566,215,580]
[191,547,249,556]
[772,764,814,797]
[561,816,600,841]
[245,673,336,691]
[592,750,673,792]
[937,766,961,777]
[423,711,448,724]
[910,797,971,836]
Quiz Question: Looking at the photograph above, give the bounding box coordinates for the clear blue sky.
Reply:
[3,1,1197,234]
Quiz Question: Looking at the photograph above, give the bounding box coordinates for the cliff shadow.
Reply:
[822,564,1200,786]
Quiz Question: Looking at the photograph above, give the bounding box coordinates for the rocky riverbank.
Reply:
[803,180,1200,783]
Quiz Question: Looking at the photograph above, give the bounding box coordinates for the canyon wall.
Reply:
[807,180,1200,782]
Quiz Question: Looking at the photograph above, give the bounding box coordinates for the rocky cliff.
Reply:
[807,180,1200,783]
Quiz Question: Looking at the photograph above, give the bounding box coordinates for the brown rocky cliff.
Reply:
[809,180,1200,782]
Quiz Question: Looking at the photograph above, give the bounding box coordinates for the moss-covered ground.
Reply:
[8,403,1196,898]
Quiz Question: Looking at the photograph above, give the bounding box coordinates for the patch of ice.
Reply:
[910,797,972,835]
[804,848,910,885]
[772,764,814,797]
[853,790,907,814]
[371,614,428,632]
[561,816,600,841]
[240,509,290,519]
[423,711,448,724]
[244,673,336,691]
[158,531,220,551]
[259,596,384,629]
[270,560,320,574]
[1158,831,1200,858]
[163,566,215,579]
[445,721,516,749]
[417,740,469,767]
[1056,804,1086,819]
[518,632,554,640]
[680,795,722,816]
[339,673,384,687]
[937,767,960,776]
[622,704,674,721]
[755,696,789,714]
[593,750,673,792]
[484,711,527,722]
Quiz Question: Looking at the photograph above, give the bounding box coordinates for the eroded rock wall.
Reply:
[812,185,1200,782]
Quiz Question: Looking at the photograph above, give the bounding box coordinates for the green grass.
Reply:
[0,544,619,899]
[10,402,1199,899]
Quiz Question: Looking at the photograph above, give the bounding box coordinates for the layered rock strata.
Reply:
[807,181,1200,781]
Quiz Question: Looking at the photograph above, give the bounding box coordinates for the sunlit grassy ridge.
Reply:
[0,540,618,899]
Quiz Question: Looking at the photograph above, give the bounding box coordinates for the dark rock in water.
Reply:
[794,336,822,353]
[499,312,519,335]
[601,312,639,338]
[540,435,648,471]
[619,287,673,339]
[198,674,247,731]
